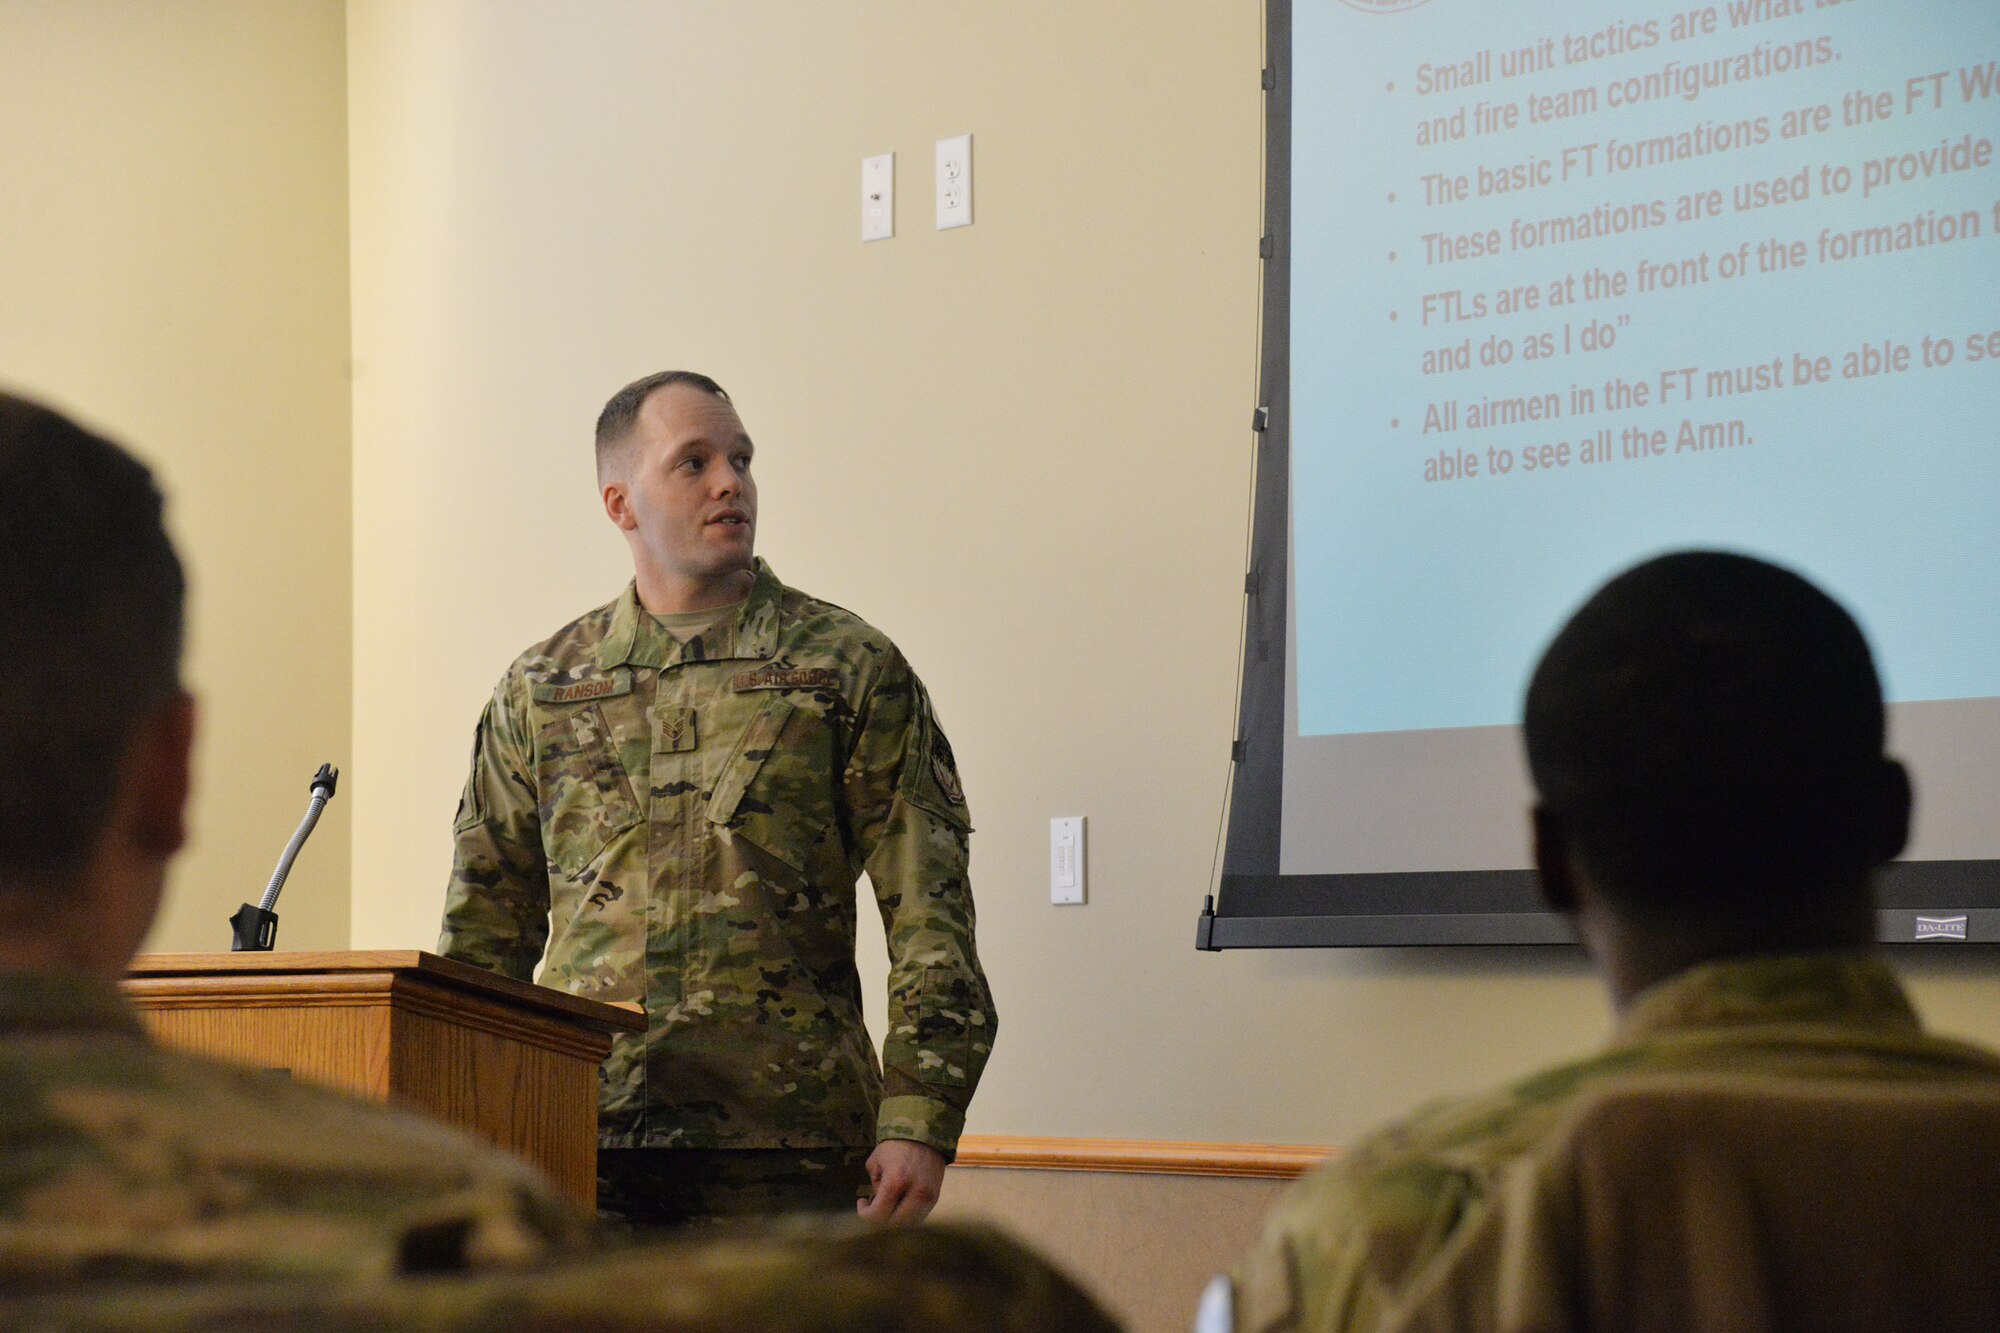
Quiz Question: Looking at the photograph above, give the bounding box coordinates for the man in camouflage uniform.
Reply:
[439,371,995,1228]
[0,393,587,1284]
[1209,552,2000,1333]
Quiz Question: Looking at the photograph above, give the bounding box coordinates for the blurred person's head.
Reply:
[0,393,194,975]
[1524,551,1906,1003]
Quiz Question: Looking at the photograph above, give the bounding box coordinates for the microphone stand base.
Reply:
[228,904,278,952]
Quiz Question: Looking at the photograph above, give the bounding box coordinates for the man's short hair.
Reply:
[0,394,185,886]
[1524,550,1892,908]
[594,370,730,480]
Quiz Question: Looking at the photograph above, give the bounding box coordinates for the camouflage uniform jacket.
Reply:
[1223,953,2000,1333]
[0,970,585,1290]
[438,560,993,1156]
[0,1220,1123,1332]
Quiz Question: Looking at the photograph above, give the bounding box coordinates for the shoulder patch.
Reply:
[733,664,842,692]
[901,681,972,830]
[929,729,966,807]
[532,668,632,705]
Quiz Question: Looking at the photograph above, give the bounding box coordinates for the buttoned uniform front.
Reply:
[439,560,993,1161]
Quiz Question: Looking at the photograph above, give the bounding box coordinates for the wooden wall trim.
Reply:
[954,1136,1335,1180]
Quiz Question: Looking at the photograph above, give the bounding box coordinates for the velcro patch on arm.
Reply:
[899,685,972,831]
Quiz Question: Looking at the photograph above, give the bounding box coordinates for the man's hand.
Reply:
[856,1139,947,1225]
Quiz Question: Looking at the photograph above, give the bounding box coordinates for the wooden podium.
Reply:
[124,950,644,1206]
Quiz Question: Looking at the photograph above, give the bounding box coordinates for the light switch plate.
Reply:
[1051,816,1085,905]
[862,152,894,242]
[936,133,972,230]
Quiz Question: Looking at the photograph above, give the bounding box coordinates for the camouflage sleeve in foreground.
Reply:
[1222,955,2000,1332]
[1226,1108,1476,1333]
[0,1219,1123,1333]
[438,673,550,981]
[0,1000,590,1293]
[844,649,995,1158]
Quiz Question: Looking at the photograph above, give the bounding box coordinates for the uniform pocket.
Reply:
[914,965,972,1088]
[451,714,488,834]
[898,683,973,833]
[707,695,836,880]
[535,703,643,878]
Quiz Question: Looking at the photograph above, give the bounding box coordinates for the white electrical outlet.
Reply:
[861,152,894,242]
[1051,816,1085,905]
[936,133,972,230]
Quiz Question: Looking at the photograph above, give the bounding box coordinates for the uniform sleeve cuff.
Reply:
[876,1096,965,1160]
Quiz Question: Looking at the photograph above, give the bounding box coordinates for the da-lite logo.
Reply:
[1915,915,1969,941]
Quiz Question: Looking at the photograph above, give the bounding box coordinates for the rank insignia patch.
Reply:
[658,706,697,754]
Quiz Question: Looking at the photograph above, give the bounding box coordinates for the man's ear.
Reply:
[116,684,195,860]
[1532,804,1578,916]
[601,476,637,532]
[1875,758,1912,863]
[127,692,196,859]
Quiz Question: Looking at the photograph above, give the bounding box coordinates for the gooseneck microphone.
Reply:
[229,763,339,951]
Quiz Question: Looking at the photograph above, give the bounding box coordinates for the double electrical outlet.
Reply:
[861,134,973,242]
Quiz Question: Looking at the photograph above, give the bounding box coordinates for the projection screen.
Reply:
[1203,0,2000,948]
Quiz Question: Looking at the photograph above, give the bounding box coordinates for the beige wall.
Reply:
[4,0,1996,1159]
[938,1166,1292,1333]
[341,0,2000,1150]
[0,1,353,953]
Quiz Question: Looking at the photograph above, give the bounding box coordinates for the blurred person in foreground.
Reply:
[0,1215,1121,1331]
[1209,551,2000,1333]
[0,392,586,1287]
